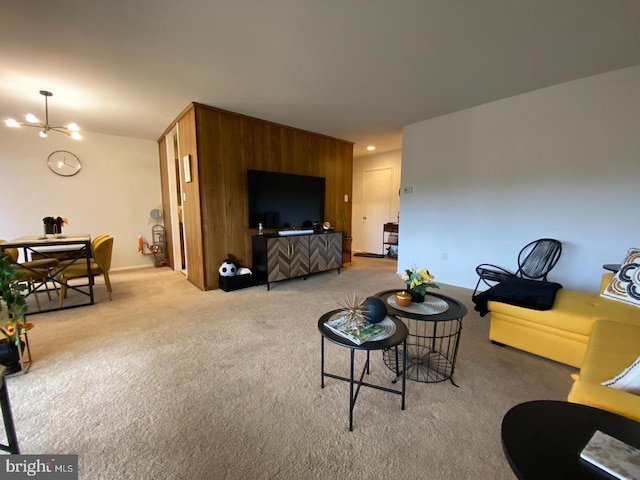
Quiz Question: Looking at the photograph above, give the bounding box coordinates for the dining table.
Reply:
[1,234,95,315]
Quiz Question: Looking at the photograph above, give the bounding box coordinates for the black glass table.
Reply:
[376,290,467,386]
[318,310,408,431]
[502,400,640,479]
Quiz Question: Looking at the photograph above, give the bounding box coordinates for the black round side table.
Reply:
[502,400,640,479]
[376,290,467,386]
[318,310,408,431]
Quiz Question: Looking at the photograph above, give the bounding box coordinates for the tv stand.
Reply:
[252,232,343,290]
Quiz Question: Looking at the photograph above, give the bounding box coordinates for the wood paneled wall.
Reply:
[159,103,353,290]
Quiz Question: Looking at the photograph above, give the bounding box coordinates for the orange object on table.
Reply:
[395,291,412,307]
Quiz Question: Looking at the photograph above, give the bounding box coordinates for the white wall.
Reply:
[400,65,640,293]
[351,149,402,253]
[0,127,161,269]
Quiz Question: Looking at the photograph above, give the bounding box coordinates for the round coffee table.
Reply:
[375,290,467,385]
[502,400,640,479]
[318,310,409,431]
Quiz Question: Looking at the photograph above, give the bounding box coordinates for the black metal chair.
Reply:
[473,238,562,297]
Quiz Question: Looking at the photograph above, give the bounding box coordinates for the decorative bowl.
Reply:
[395,291,412,307]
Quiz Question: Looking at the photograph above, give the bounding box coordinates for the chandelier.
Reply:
[5,90,81,139]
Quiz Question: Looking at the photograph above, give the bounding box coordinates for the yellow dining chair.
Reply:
[54,234,109,269]
[0,239,60,271]
[58,235,114,306]
[0,240,57,310]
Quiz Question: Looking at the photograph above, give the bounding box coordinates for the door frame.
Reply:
[164,125,187,275]
[361,166,393,254]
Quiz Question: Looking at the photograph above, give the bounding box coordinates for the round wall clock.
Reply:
[47,150,82,177]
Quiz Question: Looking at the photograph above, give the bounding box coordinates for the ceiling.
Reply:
[2,0,640,158]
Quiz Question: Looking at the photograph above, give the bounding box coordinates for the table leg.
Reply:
[391,345,403,383]
[0,376,19,454]
[86,242,95,305]
[401,338,407,410]
[349,348,355,432]
[366,350,370,375]
[394,346,399,377]
[448,320,463,387]
[320,336,325,389]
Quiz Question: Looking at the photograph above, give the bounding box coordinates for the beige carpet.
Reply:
[2,257,576,479]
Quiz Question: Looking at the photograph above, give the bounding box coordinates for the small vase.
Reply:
[0,339,25,375]
[407,289,425,303]
[44,223,62,236]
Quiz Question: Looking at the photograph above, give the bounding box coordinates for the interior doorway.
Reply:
[361,167,393,255]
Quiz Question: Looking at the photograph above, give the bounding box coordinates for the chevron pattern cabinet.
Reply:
[252,233,342,290]
[309,232,342,273]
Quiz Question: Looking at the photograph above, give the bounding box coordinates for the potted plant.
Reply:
[399,265,440,303]
[0,251,32,374]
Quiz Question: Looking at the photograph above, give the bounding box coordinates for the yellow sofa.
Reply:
[485,273,640,422]
[486,273,640,368]
[567,319,640,422]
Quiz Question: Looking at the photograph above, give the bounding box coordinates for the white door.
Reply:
[361,167,392,254]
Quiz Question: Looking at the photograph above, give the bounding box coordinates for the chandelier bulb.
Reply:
[6,118,20,128]
[25,113,39,123]
[39,130,47,138]
[66,122,80,132]
[71,132,82,140]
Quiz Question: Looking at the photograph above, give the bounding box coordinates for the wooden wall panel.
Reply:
[176,106,206,290]
[161,103,353,291]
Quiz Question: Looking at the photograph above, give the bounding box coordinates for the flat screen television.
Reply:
[247,169,326,229]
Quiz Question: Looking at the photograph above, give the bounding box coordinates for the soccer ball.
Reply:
[218,260,237,277]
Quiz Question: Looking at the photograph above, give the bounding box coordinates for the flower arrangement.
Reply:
[1,320,33,345]
[399,266,439,296]
[43,216,68,235]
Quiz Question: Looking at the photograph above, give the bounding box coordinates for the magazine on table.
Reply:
[580,430,640,480]
[324,311,392,345]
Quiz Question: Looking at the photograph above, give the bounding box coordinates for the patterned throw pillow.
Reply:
[601,248,640,308]
[601,356,640,395]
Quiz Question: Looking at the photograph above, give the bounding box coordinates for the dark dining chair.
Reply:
[473,238,562,297]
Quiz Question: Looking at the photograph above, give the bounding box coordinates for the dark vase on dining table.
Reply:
[43,219,63,235]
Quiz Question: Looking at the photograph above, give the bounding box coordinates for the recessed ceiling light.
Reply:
[367,145,376,151]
